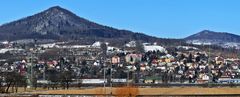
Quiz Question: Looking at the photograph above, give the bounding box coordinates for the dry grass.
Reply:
[23,87,240,96]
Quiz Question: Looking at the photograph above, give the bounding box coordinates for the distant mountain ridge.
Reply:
[4,6,239,47]
[0,6,181,45]
[185,30,240,49]
[185,30,240,42]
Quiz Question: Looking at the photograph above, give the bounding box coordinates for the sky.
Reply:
[0,0,240,38]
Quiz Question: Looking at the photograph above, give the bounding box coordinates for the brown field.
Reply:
[23,87,240,96]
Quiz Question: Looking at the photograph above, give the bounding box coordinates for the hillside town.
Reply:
[0,40,240,93]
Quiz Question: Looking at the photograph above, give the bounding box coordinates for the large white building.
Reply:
[143,43,167,53]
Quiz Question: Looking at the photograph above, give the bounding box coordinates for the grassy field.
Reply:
[22,87,240,96]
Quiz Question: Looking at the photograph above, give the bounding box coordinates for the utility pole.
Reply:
[43,65,46,80]
[127,69,129,87]
[110,63,112,95]
[208,45,212,84]
[29,48,34,88]
[103,65,106,95]
[102,57,106,95]
[31,52,33,86]
[103,67,106,87]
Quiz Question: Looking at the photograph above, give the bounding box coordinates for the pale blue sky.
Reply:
[0,0,240,38]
